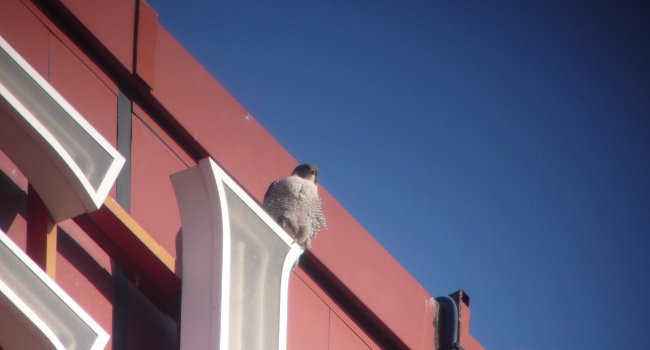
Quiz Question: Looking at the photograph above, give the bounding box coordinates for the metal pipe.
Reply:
[435,295,460,350]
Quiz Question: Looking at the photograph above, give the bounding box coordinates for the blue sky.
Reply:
[147,1,649,349]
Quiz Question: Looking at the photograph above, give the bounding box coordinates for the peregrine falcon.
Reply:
[263,164,327,248]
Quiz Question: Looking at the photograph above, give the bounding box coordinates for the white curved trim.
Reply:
[0,279,65,350]
[0,83,96,210]
[0,35,124,220]
[204,159,296,245]
[204,161,231,350]
[278,244,303,350]
[0,230,110,350]
[173,158,304,350]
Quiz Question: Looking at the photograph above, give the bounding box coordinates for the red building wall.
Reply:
[0,1,486,349]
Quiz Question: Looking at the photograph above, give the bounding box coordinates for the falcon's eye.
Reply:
[310,169,316,174]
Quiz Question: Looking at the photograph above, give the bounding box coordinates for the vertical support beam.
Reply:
[117,91,133,209]
[26,184,57,279]
[113,90,133,350]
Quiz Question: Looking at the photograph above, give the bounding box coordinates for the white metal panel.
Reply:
[172,158,302,350]
[0,229,109,350]
[0,35,124,221]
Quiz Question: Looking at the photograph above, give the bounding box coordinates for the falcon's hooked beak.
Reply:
[305,173,316,183]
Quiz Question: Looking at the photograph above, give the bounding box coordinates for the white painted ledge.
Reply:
[0,35,124,221]
[172,158,303,350]
[0,229,109,350]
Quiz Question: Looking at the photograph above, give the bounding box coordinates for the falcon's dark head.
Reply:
[292,164,319,184]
